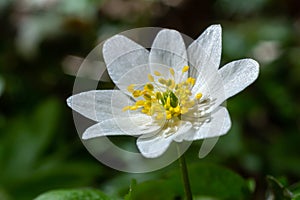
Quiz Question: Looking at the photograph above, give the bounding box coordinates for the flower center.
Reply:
[123,66,202,120]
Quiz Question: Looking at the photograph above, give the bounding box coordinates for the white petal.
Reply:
[218,59,259,99]
[198,137,219,158]
[66,90,133,122]
[103,35,150,94]
[178,106,231,141]
[137,121,192,158]
[82,115,162,139]
[191,68,226,113]
[149,29,188,77]
[187,24,222,78]
[116,64,154,97]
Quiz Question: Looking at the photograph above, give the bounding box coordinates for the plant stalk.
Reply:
[178,152,193,200]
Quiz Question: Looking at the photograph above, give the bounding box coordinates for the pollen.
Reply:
[124,65,202,122]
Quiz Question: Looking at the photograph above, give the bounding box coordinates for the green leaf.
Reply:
[34,189,116,200]
[0,188,12,200]
[1,98,62,182]
[288,182,300,199]
[0,98,102,199]
[129,163,251,200]
[124,179,137,200]
[266,176,293,200]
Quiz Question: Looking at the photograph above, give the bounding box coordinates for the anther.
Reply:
[182,66,189,73]
[154,71,161,76]
[196,93,202,100]
[127,84,135,93]
[169,68,175,76]
[148,74,154,82]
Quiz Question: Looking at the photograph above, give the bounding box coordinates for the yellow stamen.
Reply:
[154,71,161,76]
[181,107,189,114]
[148,74,154,82]
[187,77,195,86]
[122,106,130,111]
[135,100,145,106]
[169,68,175,76]
[127,84,135,93]
[169,80,175,89]
[174,105,180,113]
[144,83,154,91]
[158,78,166,85]
[196,93,202,100]
[129,105,138,110]
[182,66,189,73]
[166,111,172,119]
[166,79,173,87]
[143,93,151,100]
[133,90,142,98]
[123,66,203,123]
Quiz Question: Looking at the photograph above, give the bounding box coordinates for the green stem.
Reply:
[178,151,193,200]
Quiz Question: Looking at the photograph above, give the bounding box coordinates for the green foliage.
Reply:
[290,182,300,200]
[266,176,300,200]
[34,189,116,200]
[124,179,137,200]
[127,163,251,200]
[267,176,293,199]
[0,99,102,199]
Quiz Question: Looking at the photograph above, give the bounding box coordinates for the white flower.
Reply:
[67,25,259,158]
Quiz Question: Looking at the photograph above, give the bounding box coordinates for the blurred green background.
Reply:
[0,0,299,199]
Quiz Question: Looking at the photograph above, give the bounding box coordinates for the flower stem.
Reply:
[178,151,193,200]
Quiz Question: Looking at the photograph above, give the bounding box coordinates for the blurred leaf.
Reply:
[34,188,116,200]
[266,176,293,200]
[287,182,300,199]
[129,163,251,200]
[216,0,268,16]
[16,14,62,58]
[215,121,244,157]
[0,76,4,96]
[222,19,292,62]
[56,0,99,20]
[267,132,300,176]
[247,179,256,193]
[223,29,247,59]
[0,188,12,200]
[0,0,10,11]
[100,166,172,197]
[124,179,137,200]
[1,98,62,181]
[10,161,101,198]
[0,98,102,199]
